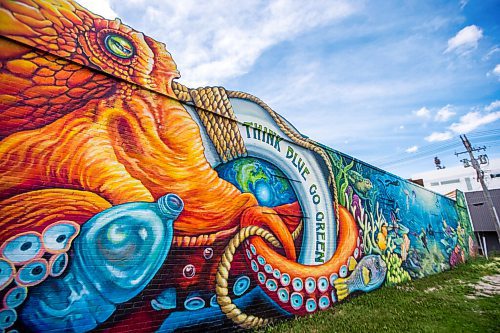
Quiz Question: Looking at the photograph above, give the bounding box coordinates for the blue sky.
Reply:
[79,0,500,178]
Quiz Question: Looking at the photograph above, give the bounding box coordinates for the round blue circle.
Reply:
[233,276,251,296]
[305,277,316,294]
[318,277,329,293]
[306,298,317,313]
[278,288,289,302]
[290,292,303,310]
[0,308,16,329]
[319,295,330,309]
[2,233,42,263]
[257,272,266,284]
[292,277,303,292]
[184,296,205,311]
[4,286,27,308]
[266,279,278,292]
[280,273,291,286]
[17,260,47,286]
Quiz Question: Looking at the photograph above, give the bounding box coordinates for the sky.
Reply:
[78,0,500,179]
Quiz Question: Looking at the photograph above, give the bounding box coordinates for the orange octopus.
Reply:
[0,0,359,331]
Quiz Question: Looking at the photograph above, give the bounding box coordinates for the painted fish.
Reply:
[348,170,373,195]
[334,255,387,301]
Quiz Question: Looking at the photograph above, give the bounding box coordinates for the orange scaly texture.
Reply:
[0,0,258,237]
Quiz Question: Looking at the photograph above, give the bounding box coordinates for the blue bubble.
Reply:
[257,272,266,284]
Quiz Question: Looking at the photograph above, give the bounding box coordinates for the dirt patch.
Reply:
[424,286,439,293]
[466,274,500,299]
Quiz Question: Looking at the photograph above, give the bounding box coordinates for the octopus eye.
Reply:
[104,34,135,59]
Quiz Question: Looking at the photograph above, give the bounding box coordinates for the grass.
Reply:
[256,256,500,333]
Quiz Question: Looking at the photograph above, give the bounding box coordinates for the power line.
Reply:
[371,131,500,167]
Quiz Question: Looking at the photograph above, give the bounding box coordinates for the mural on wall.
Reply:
[0,0,475,332]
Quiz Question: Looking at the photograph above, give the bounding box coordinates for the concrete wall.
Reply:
[0,0,476,332]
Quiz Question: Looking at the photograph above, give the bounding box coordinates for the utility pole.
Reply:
[456,134,500,244]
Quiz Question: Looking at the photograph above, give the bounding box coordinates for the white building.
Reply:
[411,158,500,196]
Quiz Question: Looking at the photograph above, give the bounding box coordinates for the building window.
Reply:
[440,179,460,185]
[491,173,500,178]
[465,177,473,191]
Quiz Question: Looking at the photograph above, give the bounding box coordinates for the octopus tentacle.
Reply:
[242,205,359,316]
[240,206,296,261]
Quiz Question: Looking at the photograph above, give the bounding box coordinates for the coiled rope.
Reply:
[215,225,281,329]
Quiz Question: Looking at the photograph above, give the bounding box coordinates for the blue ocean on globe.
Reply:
[216,157,297,207]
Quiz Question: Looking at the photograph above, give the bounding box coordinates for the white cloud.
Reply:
[406,145,418,153]
[485,100,500,112]
[449,111,500,133]
[78,0,117,19]
[425,131,453,142]
[414,107,431,118]
[445,25,483,54]
[435,104,456,122]
[493,64,500,77]
[106,0,358,86]
[483,46,500,60]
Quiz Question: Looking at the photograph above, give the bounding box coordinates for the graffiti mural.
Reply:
[0,0,475,332]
